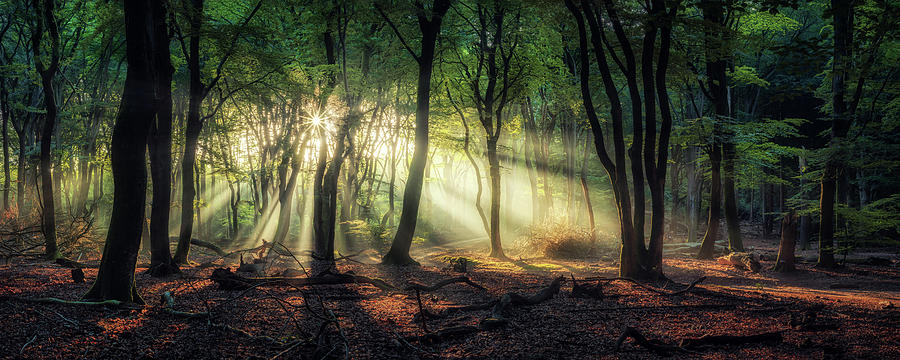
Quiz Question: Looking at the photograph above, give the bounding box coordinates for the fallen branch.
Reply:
[405,276,486,292]
[159,291,210,319]
[616,326,684,356]
[480,276,564,330]
[678,331,783,348]
[405,325,481,345]
[574,303,731,312]
[190,238,228,257]
[209,267,397,291]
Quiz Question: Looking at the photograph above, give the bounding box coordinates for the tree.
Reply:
[379,0,453,265]
[565,0,679,278]
[697,0,728,260]
[450,0,529,259]
[31,0,60,260]
[84,0,166,303]
[817,0,895,267]
[173,0,263,264]
[147,0,178,277]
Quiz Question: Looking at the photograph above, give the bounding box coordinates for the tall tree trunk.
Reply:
[84,0,161,304]
[32,0,60,260]
[818,0,854,268]
[1,81,9,211]
[173,0,205,264]
[381,0,451,265]
[697,0,727,260]
[147,4,177,276]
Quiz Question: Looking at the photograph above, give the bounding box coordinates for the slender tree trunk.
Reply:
[173,0,204,264]
[723,140,743,251]
[698,145,722,259]
[16,134,24,213]
[486,137,504,258]
[818,0,854,268]
[84,0,161,304]
[686,146,698,243]
[580,135,596,244]
[147,6,177,276]
[798,153,810,249]
[1,81,9,211]
[32,0,60,260]
[381,0,451,265]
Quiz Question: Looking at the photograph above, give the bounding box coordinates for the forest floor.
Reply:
[0,229,898,359]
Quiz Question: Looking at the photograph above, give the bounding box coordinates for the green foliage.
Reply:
[737,11,801,36]
[344,219,392,253]
[728,66,770,87]
[836,195,900,247]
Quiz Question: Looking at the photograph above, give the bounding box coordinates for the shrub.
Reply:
[520,219,596,259]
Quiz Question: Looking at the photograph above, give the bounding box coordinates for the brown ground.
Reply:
[0,233,898,359]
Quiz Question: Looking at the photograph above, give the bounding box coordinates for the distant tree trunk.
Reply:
[698,144,722,259]
[686,146,699,243]
[381,0,451,265]
[521,101,540,223]
[797,153,810,249]
[16,133,24,212]
[173,0,205,264]
[447,89,489,236]
[580,135,596,244]
[84,0,161,304]
[273,136,303,246]
[31,0,60,260]
[723,139,743,251]
[1,80,10,211]
[818,0,853,268]
[147,3,177,276]
[773,212,797,272]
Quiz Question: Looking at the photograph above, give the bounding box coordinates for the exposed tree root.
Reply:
[570,275,602,299]
[586,276,707,296]
[1,296,142,310]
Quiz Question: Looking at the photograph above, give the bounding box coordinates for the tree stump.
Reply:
[773,212,798,272]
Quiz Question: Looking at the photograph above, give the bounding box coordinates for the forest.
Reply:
[0,0,898,358]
